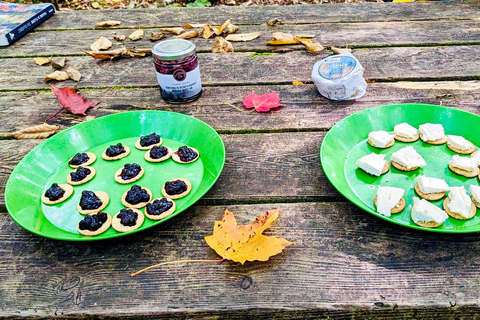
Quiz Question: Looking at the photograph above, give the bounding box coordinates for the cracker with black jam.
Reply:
[144,146,173,163]
[102,143,131,161]
[161,178,192,199]
[145,197,176,220]
[121,185,152,209]
[77,190,110,215]
[78,211,112,236]
[67,166,96,186]
[135,133,163,150]
[41,183,74,205]
[114,163,144,184]
[69,152,96,168]
[112,208,144,232]
[172,146,200,164]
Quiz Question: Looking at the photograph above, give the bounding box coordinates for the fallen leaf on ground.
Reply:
[44,70,70,82]
[160,27,185,35]
[113,34,126,41]
[225,32,261,42]
[204,208,294,264]
[267,18,282,26]
[202,24,215,39]
[212,37,234,53]
[128,29,144,41]
[176,30,199,39]
[10,123,59,139]
[90,36,113,51]
[292,81,303,85]
[215,19,231,35]
[150,32,166,41]
[267,32,298,45]
[242,92,282,112]
[331,46,352,54]
[33,57,51,66]
[51,57,66,69]
[299,39,324,54]
[95,20,121,27]
[226,24,239,34]
[66,66,81,82]
[48,86,99,121]
[184,23,206,28]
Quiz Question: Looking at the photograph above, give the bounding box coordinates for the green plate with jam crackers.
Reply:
[321,104,480,233]
[5,111,225,241]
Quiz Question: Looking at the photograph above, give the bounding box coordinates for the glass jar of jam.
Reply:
[152,39,202,104]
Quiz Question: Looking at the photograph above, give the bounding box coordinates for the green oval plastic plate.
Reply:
[5,111,225,241]
[321,104,480,233]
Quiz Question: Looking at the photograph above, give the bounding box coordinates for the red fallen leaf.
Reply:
[47,86,99,121]
[242,92,282,113]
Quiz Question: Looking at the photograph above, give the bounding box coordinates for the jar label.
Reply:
[156,66,202,100]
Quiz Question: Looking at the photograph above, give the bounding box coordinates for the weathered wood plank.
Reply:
[33,3,480,31]
[1,82,480,134]
[2,201,480,317]
[1,46,480,91]
[4,20,480,57]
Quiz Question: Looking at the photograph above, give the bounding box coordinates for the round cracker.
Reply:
[144,146,173,163]
[373,196,406,214]
[470,151,480,160]
[443,197,476,220]
[448,161,479,178]
[114,165,144,184]
[447,143,475,155]
[419,133,447,145]
[172,147,200,164]
[471,195,480,209]
[144,197,176,221]
[381,161,390,175]
[112,208,144,232]
[414,182,446,201]
[161,178,192,199]
[102,146,131,161]
[66,166,96,186]
[394,133,419,143]
[367,139,394,149]
[77,191,110,215]
[69,152,97,169]
[121,186,152,209]
[391,160,420,172]
[413,219,443,228]
[41,184,74,205]
[134,137,163,150]
[78,212,112,236]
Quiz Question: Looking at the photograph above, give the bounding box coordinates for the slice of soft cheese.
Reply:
[419,123,445,141]
[417,176,450,194]
[469,185,480,204]
[376,186,404,217]
[356,153,386,177]
[368,130,395,148]
[411,197,448,224]
[447,135,474,151]
[451,155,478,172]
[447,186,472,218]
[391,146,426,169]
[393,123,418,139]
[472,151,480,162]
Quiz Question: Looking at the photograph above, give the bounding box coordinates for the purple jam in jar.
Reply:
[152,39,202,104]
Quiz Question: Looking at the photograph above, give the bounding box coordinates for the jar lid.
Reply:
[317,54,357,81]
[152,39,196,61]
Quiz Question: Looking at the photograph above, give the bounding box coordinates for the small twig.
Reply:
[131,258,225,277]
[45,107,65,122]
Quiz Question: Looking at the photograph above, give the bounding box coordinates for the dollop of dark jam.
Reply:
[44,183,65,201]
[125,185,150,204]
[120,163,141,180]
[79,190,102,210]
[118,209,138,226]
[70,166,91,182]
[140,133,160,147]
[106,143,126,157]
[69,152,89,166]
[146,198,173,215]
[79,212,108,231]
[150,146,169,159]
[176,146,198,162]
[164,180,187,195]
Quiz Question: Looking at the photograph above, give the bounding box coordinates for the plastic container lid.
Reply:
[152,39,196,61]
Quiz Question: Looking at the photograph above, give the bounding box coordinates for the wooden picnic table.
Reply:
[1,2,480,318]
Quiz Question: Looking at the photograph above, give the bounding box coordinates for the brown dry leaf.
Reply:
[226,24,239,34]
[113,34,126,41]
[215,19,231,35]
[85,47,128,59]
[202,24,215,39]
[295,34,315,38]
[225,32,261,42]
[267,32,298,45]
[184,23,206,29]
[90,36,113,51]
[150,32,166,41]
[204,208,295,264]
[160,27,184,35]
[95,20,121,27]
[11,123,59,139]
[66,66,81,82]
[33,57,51,66]
[212,37,234,53]
[51,57,66,69]
[299,39,324,54]
[45,71,70,82]
[176,30,199,39]
[331,46,352,54]
[267,18,282,26]
[129,48,151,57]
[128,29,144,41]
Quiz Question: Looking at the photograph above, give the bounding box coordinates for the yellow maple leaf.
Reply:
[204,208,294,264]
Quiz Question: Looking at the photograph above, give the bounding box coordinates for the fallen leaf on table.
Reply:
[150,32,166,41]
[204,208,294,264]
[292,81,303,85]
[202,24,215,39]
[160,27,185,35]
[66,66,81,82]
[267,32,298,45]
[86,47,150,59]
[128,29,144,41]
[10,123,59,139]
[331,46,352,54]
[267,18,282,26]
[113,34,126,41]
[48,86,99,121]
[33,57,51,66]
[44,70,70,82]
[295,34,315,38]
[226,24,239,34]
[215,19,231,35]
[51,57,66,69]
[184,23,206,28]
[176,30,199,39]
[90,36,113,51]
[242,92,282,112]
[91,1,101,8]
[212,37,234,53]
[225,32,261,42]
[95,20,121,27]
[299,39,324,54]
[129,48,151,57]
